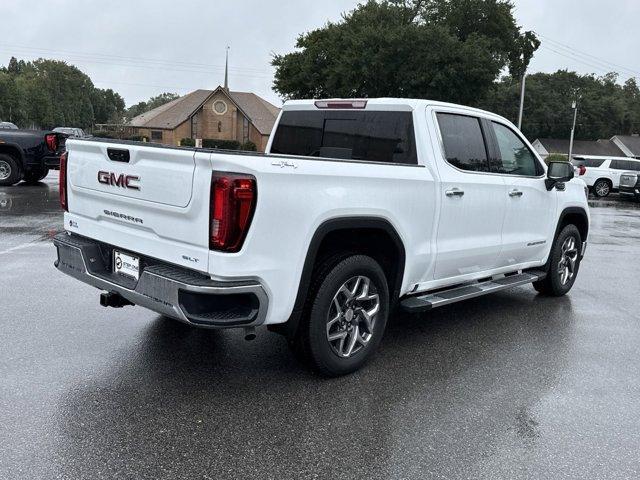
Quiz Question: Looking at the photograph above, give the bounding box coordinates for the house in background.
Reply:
[532,138,626,160]
[127,85,280,152]
[611,135,640,158]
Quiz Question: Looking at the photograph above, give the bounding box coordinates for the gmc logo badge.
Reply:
[98,171,140,190]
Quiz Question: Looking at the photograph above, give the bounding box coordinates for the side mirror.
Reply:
[546,161,574,190]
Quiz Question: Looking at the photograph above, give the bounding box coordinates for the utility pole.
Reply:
[517,73,526,130]
[568,98,579,162]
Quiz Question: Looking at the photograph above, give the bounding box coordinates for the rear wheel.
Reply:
[292,255,389,376]
[533,224,582,296]
[593,179,611,197]
[23,167,49,184]
[0,154,22,186]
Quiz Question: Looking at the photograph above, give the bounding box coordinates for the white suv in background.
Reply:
[572,156,640,197]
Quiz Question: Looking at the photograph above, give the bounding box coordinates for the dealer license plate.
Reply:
[113,250,140,281]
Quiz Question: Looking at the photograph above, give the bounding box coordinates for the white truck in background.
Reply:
[54,98,589,376]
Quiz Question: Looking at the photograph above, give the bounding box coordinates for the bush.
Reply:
[92,131,115,139]
[240,140,257,151]
[545,153,568,165]
[202,139,240,150]
[125,135,147,142]
[180,137,196,147]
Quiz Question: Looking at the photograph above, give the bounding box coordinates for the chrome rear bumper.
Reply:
[53,232,268,328]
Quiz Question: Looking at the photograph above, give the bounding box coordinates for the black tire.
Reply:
[533,224,582,297]
[22,167,49,184]
[292,254,389,377]
[592,178,612,197]
[0,154,22,186]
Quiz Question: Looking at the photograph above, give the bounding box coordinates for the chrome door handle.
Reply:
[509,189,523,197]
[445,188,465,197]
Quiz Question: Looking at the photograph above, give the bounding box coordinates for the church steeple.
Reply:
[224,46,229,91]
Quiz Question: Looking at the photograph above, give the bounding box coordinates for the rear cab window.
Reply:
[270,110,417,165]
[436,113,489,172]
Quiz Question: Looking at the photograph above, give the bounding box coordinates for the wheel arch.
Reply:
[557,207,589,245]
[271,216,406,339]
[0,143,25,165]
[593,177,613,189]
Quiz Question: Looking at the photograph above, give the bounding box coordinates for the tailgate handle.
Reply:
[107,148,130,163]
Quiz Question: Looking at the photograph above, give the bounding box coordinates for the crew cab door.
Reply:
[487,121,556,266]
[431,110,507,281]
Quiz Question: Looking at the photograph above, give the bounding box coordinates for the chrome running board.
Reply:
[400,271,546,313]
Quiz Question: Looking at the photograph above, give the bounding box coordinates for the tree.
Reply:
[92,88,126,124]
[0,57,126,129]
[272,0,538,105]
[126,92,180,120]
[480,70,638,141]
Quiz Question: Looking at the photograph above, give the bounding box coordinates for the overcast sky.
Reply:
[3,0,640,107]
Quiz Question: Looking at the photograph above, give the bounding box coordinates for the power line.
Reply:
[535,32,640,78]
[0,42,272,75]
[0,47,274,81]
[537,44,637,82]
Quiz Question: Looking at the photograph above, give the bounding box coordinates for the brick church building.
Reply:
[127,59,280,151]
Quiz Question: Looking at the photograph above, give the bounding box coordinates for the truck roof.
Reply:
[282,98,500,118]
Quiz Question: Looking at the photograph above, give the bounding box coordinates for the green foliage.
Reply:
[202,139,240,150]
[240,140,257,151]
[272,0,537,105]
[92,131,116,138]
[0,56,125,129]
[92,88,126,124]
[480,71,640,141]
[126,92,180,120]
[180,137,196,147]
[545,153,568,165]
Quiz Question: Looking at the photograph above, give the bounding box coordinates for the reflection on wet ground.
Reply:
[0,173,62,251]
[1,177,640,479]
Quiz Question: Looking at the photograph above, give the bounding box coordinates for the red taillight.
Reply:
[579,165,587,176]
[314,100,367,109]
[59,151,68,211]
[45,133,58,152]
[210,173,256,252]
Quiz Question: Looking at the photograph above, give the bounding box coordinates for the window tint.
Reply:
[270,110,417,164]
[628,161,640,171]
[491,122,539,176]
[573,158,605,168]
[437,113,489,172]
[610,160,631,170]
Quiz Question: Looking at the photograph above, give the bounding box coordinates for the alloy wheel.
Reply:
[558,236,579,285]
[595,181,610,197]
[0,160,11,181]
[326,275,380,358]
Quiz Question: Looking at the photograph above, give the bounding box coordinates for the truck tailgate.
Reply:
[65,140,213,272]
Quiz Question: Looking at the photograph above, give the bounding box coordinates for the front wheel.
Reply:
[533,224,582,296]
[293,255,389,376]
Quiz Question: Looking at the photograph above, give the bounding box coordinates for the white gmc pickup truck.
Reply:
[54,98,589,376]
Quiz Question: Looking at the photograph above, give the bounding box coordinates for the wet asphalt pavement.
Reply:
[1,173,640,479]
